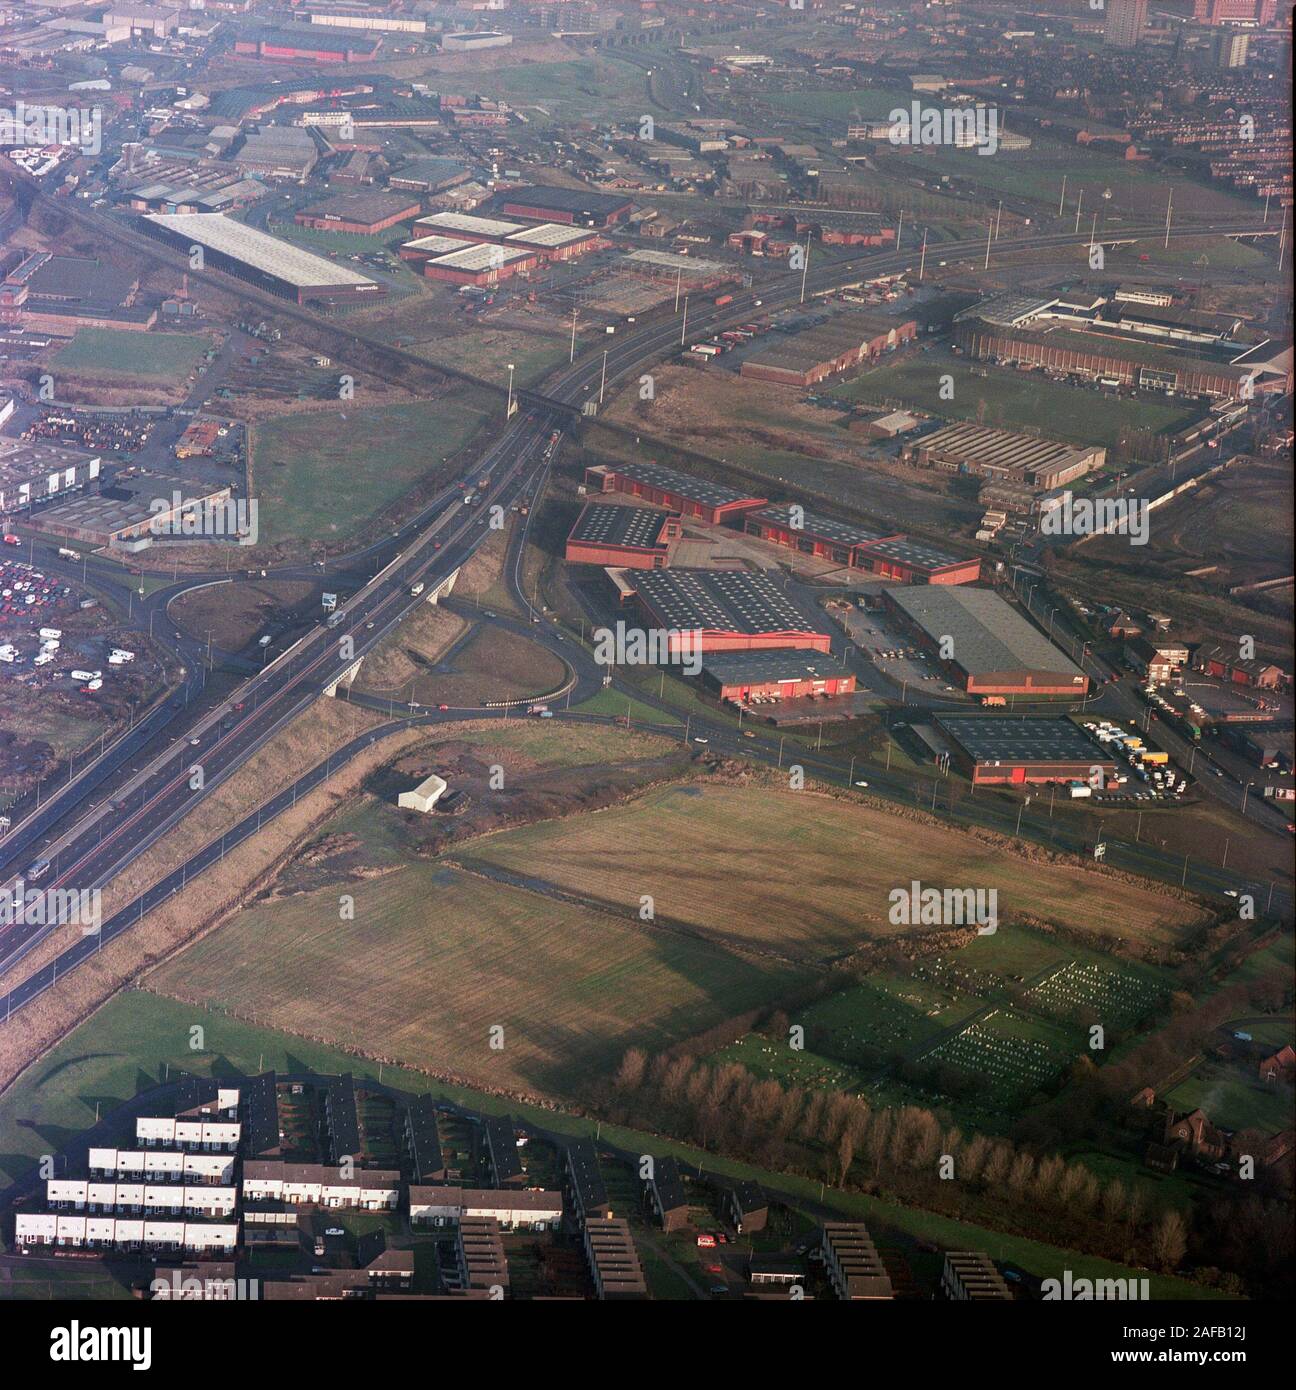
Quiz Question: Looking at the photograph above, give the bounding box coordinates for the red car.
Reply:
[438,704,449,711]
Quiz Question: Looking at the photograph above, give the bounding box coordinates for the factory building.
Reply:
[388,159,472,194]
[503,222,601,263]
[625,568,832,656]
[954,318,1290,399]
[0,439,101,515]
[565,501,680,570]
[903,423,1103,491]
[583,461,766,527]
[858,538,981,586]
[294,192,422,235]
[408,211,528,245]
[698,650,857,703]
[0,252,156,336]
[936,716,1116,786]
[884,587,1089,697]
[141,214,384,306]
[233,27,383,63]
[741,313,919,388]
[397,234,473,266]
[420,243,537,287]
[742,505,901,568]
[498,185,634,228]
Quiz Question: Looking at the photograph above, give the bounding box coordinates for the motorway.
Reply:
[0,209,1289,1016]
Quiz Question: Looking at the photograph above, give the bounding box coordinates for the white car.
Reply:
[693,736,709,744]
[854,780,869,788]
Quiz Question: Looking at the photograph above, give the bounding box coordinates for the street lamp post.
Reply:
[505,363,516,419]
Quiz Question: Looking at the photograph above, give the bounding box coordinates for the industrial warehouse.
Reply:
[740,311,919,388]
[565,501,680,570]
[624,568,831,655]
[902,423,1104,491]
[935,716,1116,786]
[584,461,766,526]
[294,192,422,235]
[141,214,384,306]
[496,185,634,228]
[0,439,101,514]
[884,586,1089,696]
[858,537,982,585]
[697,649,857,703]
[743,505,900,568]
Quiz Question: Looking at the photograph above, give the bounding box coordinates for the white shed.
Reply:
[398,774,447,814]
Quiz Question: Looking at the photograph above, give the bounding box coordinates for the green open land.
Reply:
[463,784,1208,961]
[0,990,1224,1298]
[841,359,1201,448]
[467,56,655,121]
[146,863,810,1097]
[53,328,209,382]
[250,391,495,545]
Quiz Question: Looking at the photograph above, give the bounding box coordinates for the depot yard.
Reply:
[250,390,495,546]
[146,861,811,1097]
[840,357,1201,450]
[463,784,1210,962]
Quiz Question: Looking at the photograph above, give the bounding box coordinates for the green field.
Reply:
[0,991,1225,1297]
[53,328,209,381]
[841,359,1200,449]
[147,862,810,1096]
[464,783,1208,960]
[251,391,495,545]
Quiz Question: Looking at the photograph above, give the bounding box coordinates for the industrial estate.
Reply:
[0,0,1291,1352]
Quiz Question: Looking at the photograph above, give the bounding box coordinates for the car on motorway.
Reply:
[855,780,869,788]
[438,704,449,711]
[693,736,709,744]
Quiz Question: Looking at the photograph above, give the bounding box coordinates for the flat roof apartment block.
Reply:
[583,1218,647,1298]
[821,1222,894,1299]
[457,1216,509,1292]
[942,1251,1013,1300]
[884,586,1089,696]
